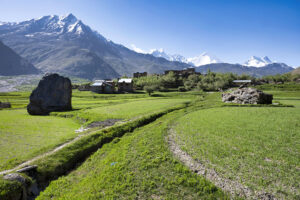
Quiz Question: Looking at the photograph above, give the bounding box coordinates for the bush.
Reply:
[178,86,186,92]
[144,85,155,96]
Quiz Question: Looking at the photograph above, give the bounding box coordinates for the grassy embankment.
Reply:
[172,87,300,199]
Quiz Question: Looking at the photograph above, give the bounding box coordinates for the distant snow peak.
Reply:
[129,45,221,65]
[187,53,221,66]
[244,56,273,67]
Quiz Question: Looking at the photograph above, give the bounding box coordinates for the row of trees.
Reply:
[260,73,300,84]
[134,71,254,93]
[133,70,299,95]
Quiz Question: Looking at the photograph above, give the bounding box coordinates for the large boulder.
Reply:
[222,88,272,104]
[27,74,72,115]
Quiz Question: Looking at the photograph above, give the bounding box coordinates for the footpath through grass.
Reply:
[172,90,300,199]
[37,109,228,200]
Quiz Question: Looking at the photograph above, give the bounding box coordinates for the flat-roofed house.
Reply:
[233,80,252,87]
[91,80,114,93]
[118,78,133,92]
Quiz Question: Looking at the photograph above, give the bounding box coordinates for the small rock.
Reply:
[3,173,26,185]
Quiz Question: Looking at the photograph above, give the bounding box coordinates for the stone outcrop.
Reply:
[222,88,272,104]
[27,74,72,115]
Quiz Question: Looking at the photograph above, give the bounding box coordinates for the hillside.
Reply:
[195,63,294,77]
[291,67,300,75]
[0,41,39,76]
[0,14,190,80]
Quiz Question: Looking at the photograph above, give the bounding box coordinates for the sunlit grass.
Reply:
[173,91,300,199]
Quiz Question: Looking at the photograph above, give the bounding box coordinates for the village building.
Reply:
[91,80,114,93]
[133,72,147,78]
[118,78,133,92]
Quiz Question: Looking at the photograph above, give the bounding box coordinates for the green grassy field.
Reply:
[0,109,80,171]
[0,90,193,171]
[1,85,299,199]
[37,109,228,200]
[172,90,300,199]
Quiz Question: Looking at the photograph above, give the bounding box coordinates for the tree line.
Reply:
[133,70,300,95]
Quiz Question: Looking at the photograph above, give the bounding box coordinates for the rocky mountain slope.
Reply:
[290,67,300,75]
[0,14,294,79]
[0,40,39,76]
[0,14,190,79]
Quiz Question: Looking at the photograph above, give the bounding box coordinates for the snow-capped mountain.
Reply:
[244,56,273,67]
[149,48,188,63]
[187,52,221,66]
[143,48,221,66]
[0,14,190,79]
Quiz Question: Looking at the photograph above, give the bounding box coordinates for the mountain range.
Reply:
[0,14,190,80]
[138,48,294,76]
[146,49,221,66]
[0,14,295,79]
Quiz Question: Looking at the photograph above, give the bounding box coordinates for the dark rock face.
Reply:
[27,74,72,115]
[222,88,273,104]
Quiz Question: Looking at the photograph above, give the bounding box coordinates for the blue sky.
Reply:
[1,0,299,66]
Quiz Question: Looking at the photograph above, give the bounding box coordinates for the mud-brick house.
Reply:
[91,80,114,93]
[118,78,133,92]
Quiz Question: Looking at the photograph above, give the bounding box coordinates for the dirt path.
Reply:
[0,120,125,176]
[167,129,276,200]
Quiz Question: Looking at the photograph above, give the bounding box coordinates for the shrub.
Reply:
[178,86,186,92]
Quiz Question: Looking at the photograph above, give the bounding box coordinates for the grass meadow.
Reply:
[173,90,300,199]
[37,109,228,200]
[1,85,299,199]
[0,90,193,171]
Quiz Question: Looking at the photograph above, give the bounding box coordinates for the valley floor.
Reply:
[0,87,299,199]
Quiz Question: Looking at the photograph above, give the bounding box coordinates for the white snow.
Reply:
[244,56,273,67]
[131,44,147,54]
[130,45,221,66]
[187,52,221,66]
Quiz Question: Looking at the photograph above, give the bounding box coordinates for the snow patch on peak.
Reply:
[187,53,221,66]
[244,56,273,67]
[129,45,221,66]
[60,13,77,24]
